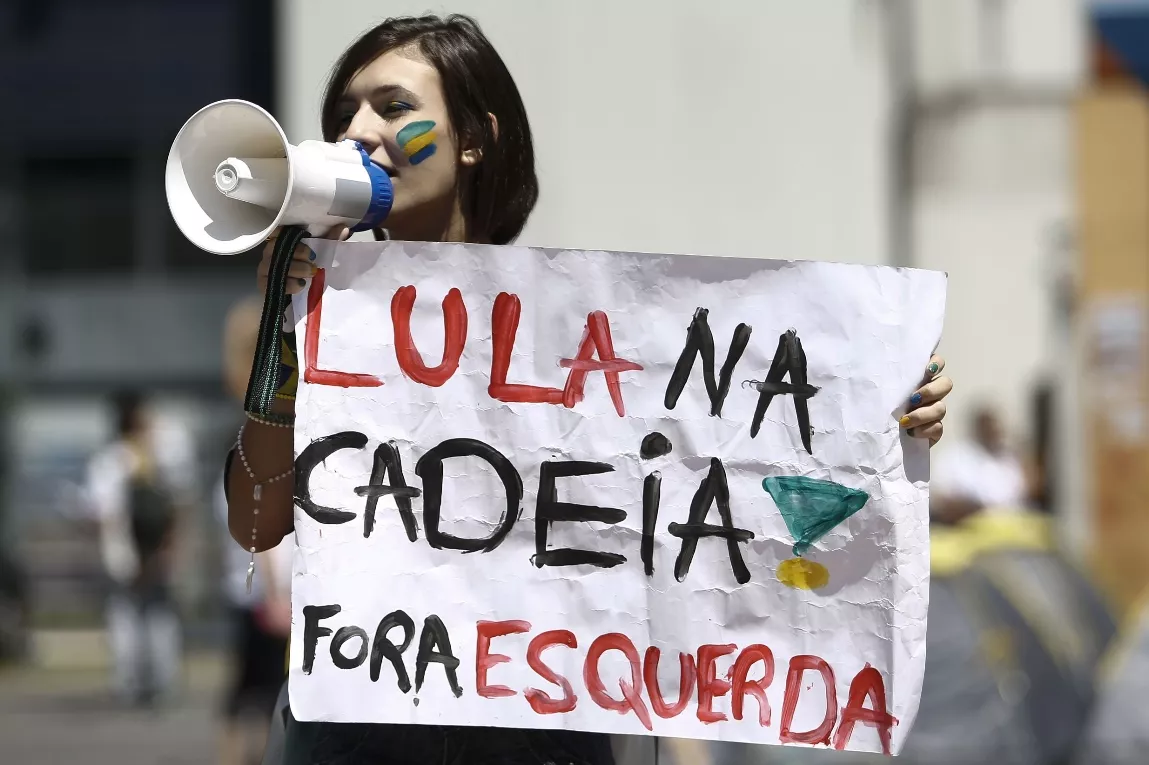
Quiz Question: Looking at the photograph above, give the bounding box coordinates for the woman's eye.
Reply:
[382,101,414,119]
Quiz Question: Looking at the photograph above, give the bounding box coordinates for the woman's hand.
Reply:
[256,225,352,295]
[901,354,952,446]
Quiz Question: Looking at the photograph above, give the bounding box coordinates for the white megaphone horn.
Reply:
[166,99,393,255]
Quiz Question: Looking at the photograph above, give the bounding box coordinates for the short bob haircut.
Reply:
[320,14,538,245]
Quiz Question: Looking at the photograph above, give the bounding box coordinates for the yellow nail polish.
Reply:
[309,264,319,275]
[899,416,911,428]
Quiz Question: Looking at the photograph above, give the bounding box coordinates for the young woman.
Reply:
[228,14,953,765]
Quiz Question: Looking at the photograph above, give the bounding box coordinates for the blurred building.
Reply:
[909,0,1085,534]
[0,0,276,653]
[1077,0,1149,610]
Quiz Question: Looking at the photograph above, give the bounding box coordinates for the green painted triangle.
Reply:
[762,476,869,556]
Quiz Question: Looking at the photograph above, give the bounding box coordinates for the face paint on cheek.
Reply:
[397,120,438,165]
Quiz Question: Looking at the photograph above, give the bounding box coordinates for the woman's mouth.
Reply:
[371,159,397,178]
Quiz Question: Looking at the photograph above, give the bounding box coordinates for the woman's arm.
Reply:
[225,230,325,552]
[226,397,297,552]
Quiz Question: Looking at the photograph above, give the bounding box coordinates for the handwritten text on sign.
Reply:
[286,242,945,755]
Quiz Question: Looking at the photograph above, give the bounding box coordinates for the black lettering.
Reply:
[640,432,673,460]
[664,308,752,416]
[330,626,369,670]
[415,614,463,698]
[295,433,366,524]
[534,461,626,569]
[669,458,754,585]
[302,604,341,674]
[355,441,421,540]
[641,471,662,577]
[747,329,819,454]
[415,438,523,553]
[371,610,415,692]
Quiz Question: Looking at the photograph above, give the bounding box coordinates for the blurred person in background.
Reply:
[930,404,1034,523]
[219,298,295,765]
[85,390,194,706]
[921,403,1115,765]
[0,391,28,664]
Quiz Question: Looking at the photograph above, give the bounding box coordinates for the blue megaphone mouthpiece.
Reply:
[347,140,394,233]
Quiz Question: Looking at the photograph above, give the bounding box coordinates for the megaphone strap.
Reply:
[244,225,309,415]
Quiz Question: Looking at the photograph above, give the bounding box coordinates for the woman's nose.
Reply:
[343,107,381,153]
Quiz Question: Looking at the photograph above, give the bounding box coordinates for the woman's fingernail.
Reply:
[899,416,912,428]
[297,278,307,287]
[927,362,940,375]
[309,264,319,275]
[910,392,922,406]
[308,250,316,261]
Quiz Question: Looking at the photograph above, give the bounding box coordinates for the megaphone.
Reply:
[166,99,393,255]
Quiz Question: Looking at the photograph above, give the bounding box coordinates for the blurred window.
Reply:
[23,154,135,275]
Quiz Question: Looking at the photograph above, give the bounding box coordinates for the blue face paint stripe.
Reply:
[408,144,437,165]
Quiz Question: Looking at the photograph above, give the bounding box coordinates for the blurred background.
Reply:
[1,0,1147,763]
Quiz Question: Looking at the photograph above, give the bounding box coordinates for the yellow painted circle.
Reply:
[777,558,830,590]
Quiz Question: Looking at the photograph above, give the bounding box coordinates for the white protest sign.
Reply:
[287,241,945,755]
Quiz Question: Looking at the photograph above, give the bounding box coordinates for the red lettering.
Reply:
[584,633,652,731]
[780,655,837,746]
[643,646,696,719]
[475,620,530,699]
[696,643,736,724]
[524,629,578,714]
[559,311,643,416]
[304,270,383,387]
[731,644,774,727]
[833,664,898,754]
[391,285,467,387]
[488,292,564,404]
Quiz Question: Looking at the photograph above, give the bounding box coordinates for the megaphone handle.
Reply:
[244,225,309,416]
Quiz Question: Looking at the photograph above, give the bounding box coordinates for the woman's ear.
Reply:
[460,113,499,167]
[460,147,482,166]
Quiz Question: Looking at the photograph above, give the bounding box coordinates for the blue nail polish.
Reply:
[308,250,316,261]
[910,392,922,406]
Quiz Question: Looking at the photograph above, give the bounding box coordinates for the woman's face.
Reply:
[334,49,470,239]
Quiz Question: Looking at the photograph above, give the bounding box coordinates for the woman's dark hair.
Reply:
[321,14,538,245]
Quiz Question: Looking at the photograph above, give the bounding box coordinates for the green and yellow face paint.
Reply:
[397,120,438,165]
